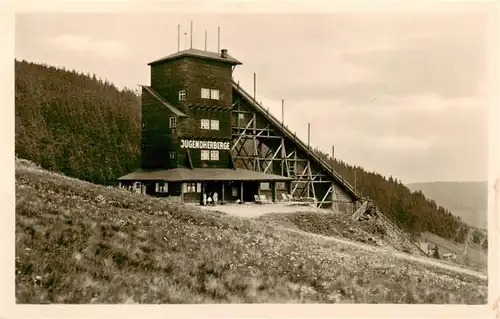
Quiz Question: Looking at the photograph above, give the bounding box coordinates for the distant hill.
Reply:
[313,148,479,244]
[406,182,488,230]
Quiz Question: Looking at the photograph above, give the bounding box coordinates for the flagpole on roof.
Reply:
[190,20,193,49]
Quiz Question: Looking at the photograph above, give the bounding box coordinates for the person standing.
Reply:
[203,192,207,206]
[213,191,218,205]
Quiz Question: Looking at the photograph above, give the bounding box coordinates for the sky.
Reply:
[14,6,497,184]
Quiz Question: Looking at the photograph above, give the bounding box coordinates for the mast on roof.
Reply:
[190,20,193,49]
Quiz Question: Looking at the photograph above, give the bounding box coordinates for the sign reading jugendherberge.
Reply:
[180,139,230,151]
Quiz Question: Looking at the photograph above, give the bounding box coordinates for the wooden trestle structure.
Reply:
[230,80,362,212]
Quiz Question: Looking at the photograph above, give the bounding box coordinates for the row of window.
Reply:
[201,150,219,161]
[168,149,220,161]
[184,182,201,193]
[155,182,201,193]
[169,114,248,130]
[201,119,219,130]
[156,182,168,193]
[152,182,286,194]
[201,88,219,100]
[178,88,220,101]
[169,117,220,130]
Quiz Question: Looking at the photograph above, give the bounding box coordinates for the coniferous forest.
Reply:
[15,60,141,185]
[14,59,485,247]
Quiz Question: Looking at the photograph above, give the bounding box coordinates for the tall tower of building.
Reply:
[119,47,289,203]
[141,48,242,170]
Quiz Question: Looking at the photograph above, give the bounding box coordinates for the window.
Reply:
[134,182,141,189]
[196,183,202,192]
[210,89,219,100]
[169,150,176,159]
[232,187,238,197]
[201,119,210,130]
[155,182,168,193]
[185,182,197,193]
[210,120,219,130]
[169,117,177,128]
[178,90,186,101]
[260,182,270,190]
[210,150,219,161]
[202,88,220,100]
[201,150,210,160]
[201,88,210,99]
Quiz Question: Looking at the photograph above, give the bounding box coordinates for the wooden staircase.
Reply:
[352,200,429,256]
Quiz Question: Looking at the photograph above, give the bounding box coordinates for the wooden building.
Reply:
[119,48,290,204]
[119,46,362,212]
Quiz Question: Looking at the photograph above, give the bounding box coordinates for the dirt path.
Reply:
[197,203,331,218]
[200,203,487,280]
[276,226,488,281]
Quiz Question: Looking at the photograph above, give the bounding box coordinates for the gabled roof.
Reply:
[142,86,187,117]
[148,48,242,66]
[118,168,292,182]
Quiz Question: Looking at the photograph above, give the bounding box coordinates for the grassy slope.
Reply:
[15,159,487,304]
[407,182,487,229]
[256,212,487,272]
[255,212,423,255]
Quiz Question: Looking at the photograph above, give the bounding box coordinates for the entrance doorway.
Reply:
[242,182,259,202]
[201,182,223,205]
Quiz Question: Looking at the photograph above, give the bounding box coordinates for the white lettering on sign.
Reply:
[180,139,230,150]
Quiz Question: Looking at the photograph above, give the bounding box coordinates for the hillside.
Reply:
[15,158,487,304]
[256,211,426,256]
[15,59,141,185]
[407,182,488,230]
[14,59,482,246]
[312,150,481,245]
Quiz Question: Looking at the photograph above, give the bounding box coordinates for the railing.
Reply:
[375,209,428,256]
[232,81,362,200]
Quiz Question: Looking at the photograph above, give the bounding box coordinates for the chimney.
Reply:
[221,49,228,58]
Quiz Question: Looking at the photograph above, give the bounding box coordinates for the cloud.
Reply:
[244,11,492,105]
[273,33,488,104]
[367,135,431,152]
[44,34,130,59]
[339,36,487,98]
[254,91,488,182]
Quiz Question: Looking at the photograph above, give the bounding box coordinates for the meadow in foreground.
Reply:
[15,159,487,304]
